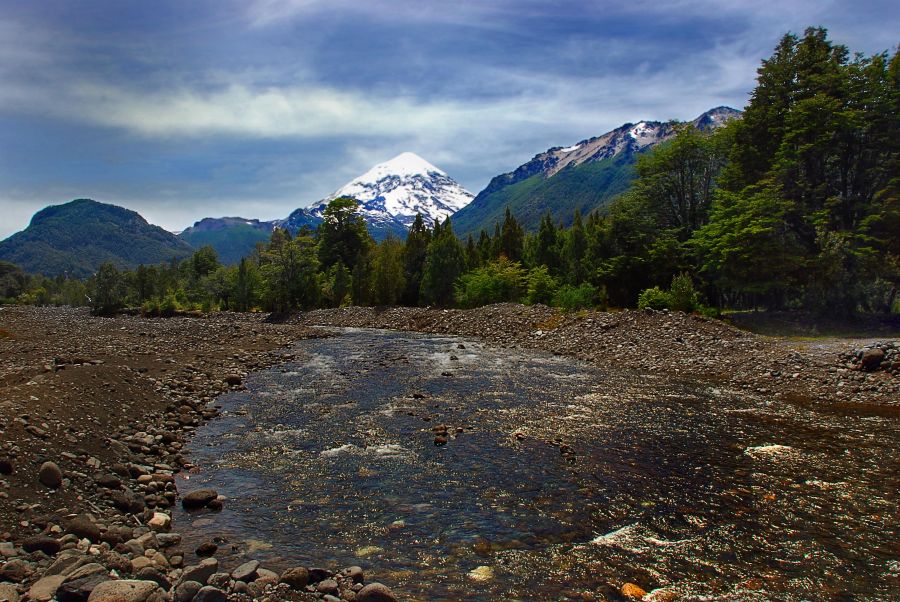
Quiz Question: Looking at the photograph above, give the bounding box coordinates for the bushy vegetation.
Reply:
[3,28,896,318]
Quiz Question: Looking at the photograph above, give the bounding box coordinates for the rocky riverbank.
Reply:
[299,304,899,410]
[0,306,401,602]
[1,303,896,602]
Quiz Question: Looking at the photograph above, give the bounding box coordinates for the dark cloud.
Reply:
[1,0,896,237]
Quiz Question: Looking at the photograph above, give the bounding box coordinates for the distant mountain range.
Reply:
[451,106,741,235]
[178,217,275,265]
[0,199,193,278]
[0,107,740,275]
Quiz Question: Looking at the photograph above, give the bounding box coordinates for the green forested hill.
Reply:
[178,217,275,265]
[452,153,638,236]
[0,199,193,277]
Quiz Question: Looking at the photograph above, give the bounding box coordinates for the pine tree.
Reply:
[401,213,431,306]
[420,218,466,306]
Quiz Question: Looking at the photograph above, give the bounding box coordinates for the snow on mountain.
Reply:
[280,152,474,238]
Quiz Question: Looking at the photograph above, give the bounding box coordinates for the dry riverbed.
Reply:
[0,304,896,602]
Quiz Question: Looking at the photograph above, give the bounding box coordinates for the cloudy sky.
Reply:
[1,1,896,238]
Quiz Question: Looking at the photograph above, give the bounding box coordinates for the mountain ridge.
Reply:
[0,199,194,277]
[452,106,741,235]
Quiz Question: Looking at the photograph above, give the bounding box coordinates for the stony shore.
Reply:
[0,304,896,602]
[300,304,898,410]
[0,306,399,602]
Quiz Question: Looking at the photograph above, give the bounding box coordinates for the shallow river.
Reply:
[175,328,899,601]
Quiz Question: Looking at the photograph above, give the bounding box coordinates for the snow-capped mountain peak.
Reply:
[279,152,474,239]
[355,152,447,184]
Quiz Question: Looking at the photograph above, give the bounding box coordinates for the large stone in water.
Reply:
[279,567,309,589]
[180,558,218,586]
[181,489,218,510]
[231,560,259,583]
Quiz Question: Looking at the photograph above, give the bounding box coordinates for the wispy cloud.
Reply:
[1,0,896,239]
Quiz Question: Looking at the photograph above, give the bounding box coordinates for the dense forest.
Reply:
[2,29,898,317]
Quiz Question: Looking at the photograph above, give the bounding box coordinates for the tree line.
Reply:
[2,28,897,316]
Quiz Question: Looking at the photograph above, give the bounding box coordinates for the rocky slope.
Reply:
[452,107,742,235]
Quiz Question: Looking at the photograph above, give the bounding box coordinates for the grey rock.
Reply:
[21,536,61,555]
[278,566,309,589]
[134,568,170,591]
[57,574,109,602]
[192,586,228,602]
[66,515,102,542]
[173,581,201,602]
[63,564,107,581]
[356,583,399,602]
[155,533,181,548]
[180,558,218,586]
[317,579,339,595]
[38,461,63,488]
[206,573,230,589]
[27,575,66,602]
[86,580,161,602]
[0,583,18,602]
[230,560,259,582]
[181,489,218,510]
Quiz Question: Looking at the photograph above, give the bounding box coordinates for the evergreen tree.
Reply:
[372,236,406,306]
[401,213,431,306]
[499,207,525,261]
[317,197,373,273]
[420,218,466,306]
[534,212,561,273]
[562,210,587,284]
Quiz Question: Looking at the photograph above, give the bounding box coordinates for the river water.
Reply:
[175,328,899,601]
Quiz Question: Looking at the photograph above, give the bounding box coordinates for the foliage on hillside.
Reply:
[4,29,897,317]
[452,153,637,236]
[0,199,193,278]
[178,222,273,265]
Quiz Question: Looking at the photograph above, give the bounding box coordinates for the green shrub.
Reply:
[525,266,558,305]
[669,272,700,312]
[637,286,671,310]
[141,298,160,317]
[454,258,526,308]
[697,305,720,318]
[160,294,178,317]
[552,283,597,311]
